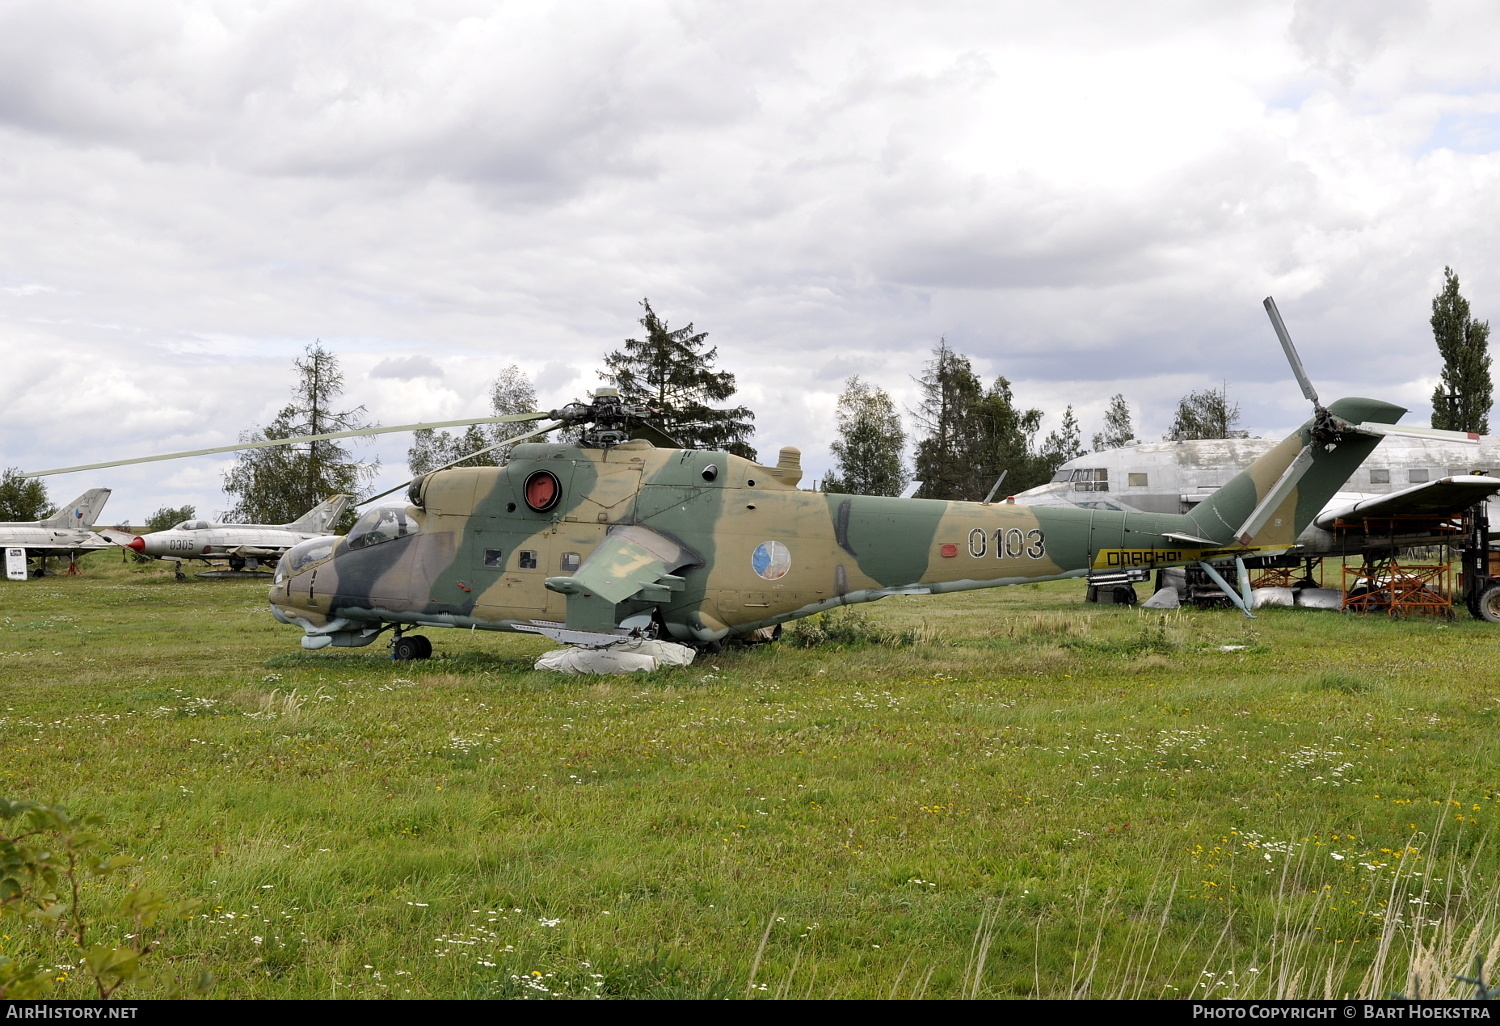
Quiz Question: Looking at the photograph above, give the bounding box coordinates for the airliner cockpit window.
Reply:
[346,505,420,551]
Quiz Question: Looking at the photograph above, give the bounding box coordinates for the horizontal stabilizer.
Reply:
[1315,475,1500,529]
[1161,531,1224,547]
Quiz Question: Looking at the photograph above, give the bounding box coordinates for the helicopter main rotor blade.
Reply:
[356,419,565,506]
[1263,296,1320,407]
[21,411,555,477]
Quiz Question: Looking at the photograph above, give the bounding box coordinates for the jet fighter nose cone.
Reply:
[127,536,145,553]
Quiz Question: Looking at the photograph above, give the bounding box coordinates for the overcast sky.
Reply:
[4,0,1500,523]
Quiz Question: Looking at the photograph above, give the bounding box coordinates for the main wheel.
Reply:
[1474,584,1500,623]
[1113,585,1138,606]
[392,636,422,660]
[411,635,432,659]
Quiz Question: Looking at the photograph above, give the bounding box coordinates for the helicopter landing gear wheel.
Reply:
[1474,584,1500,623]
[392,634,433,660]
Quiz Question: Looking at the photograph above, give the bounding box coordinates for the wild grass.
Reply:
[1,554,1499,998]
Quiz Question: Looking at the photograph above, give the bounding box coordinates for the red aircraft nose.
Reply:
[127,536,145,553]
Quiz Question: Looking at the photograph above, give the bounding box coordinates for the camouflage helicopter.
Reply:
[26,299,1478,658]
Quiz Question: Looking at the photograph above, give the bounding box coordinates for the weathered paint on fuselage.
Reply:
[268,397,1404,647]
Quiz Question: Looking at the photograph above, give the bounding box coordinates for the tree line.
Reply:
[6,272,1490,525]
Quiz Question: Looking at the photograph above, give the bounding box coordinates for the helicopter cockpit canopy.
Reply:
[276,535,338,583]
[345,504,420,551]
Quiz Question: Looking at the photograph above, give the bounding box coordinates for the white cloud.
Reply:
[2,1,1500,518]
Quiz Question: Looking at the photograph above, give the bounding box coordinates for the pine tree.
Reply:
[1092,393,1136,451]
[1037,405,1086,477]
[823,376,908,496]
[601,299,756,459]
[222,342,377,526]
[971,377,1045,495]
[911,340,984,499]
[911,341,1046,498]
[1164,384,1247,441]
[1430,267,1493,433]
[0,468,51,521]
[408,365,539,475]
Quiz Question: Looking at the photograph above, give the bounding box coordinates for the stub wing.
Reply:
[544,525,699,631]
[1315,475,1500,529]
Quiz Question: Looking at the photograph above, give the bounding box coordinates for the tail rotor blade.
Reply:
[1345,422,1482,444]
[1263,297,1320,407]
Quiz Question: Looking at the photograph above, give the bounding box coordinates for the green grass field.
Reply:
[3,553,1500,999]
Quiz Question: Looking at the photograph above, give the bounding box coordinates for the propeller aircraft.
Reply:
[25,299,1479,655]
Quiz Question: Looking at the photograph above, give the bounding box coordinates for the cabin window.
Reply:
[1127,473,1148,488]
[1409,469,1430,484]
[1369,469,1389,485]
[1069,468,1109,492]
[483,549,504,568]
[560,552,581,573]
[518,549,538,569]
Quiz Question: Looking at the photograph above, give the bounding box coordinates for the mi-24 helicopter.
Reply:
[24,299,1481,658]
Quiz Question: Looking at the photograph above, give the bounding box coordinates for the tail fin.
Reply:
[1183,397,1405,549]
[41,488,111,529]
[282,494,350,533]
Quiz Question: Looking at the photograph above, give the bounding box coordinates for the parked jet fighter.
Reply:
[101,495,350,576]
[0,488,113,577]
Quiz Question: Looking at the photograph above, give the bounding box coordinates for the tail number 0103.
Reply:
[968,527,1045,560]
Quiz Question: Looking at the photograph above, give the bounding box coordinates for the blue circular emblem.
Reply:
[752,540,791,581]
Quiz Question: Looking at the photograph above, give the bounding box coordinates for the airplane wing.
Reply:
[2,532,115,553]
[1314,475,1500,529]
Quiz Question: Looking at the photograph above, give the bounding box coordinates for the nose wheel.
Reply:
[391,634,433,660]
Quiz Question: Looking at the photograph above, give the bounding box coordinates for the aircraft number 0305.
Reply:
[968,527,1045,560]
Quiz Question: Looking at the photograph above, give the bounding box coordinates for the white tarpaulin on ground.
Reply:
[1251,587,1295,608]
[1140,587,1180,609]
[1295,588,1344,610]
[534,639,697,675]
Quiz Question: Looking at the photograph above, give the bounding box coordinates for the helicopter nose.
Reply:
[127,536,145,553]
